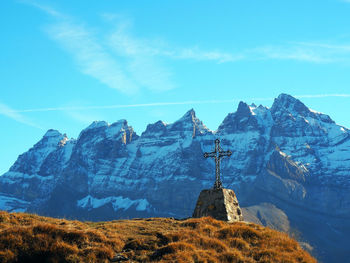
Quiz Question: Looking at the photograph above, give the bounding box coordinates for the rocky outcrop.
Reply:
[242,203,291,233]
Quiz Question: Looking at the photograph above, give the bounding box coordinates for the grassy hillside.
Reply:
[0,211,316,263]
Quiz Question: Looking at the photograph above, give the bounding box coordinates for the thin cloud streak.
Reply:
[13,100,235,113]
[0,103,43,129]
[101,11,350,65]
[294,42,350,51]
[295,94,350,98]
[108,25,243,64]
[10,94,350,113]
[107,24,240,91]
[171,47,243,63]
[19,0,65,19]
[108,29,350,64]
[255,41,350,63]
[250,94,350,101]
[252,45,332,63]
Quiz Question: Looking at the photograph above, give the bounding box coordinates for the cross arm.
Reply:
[219,150,232,157]
[204,152,216,158]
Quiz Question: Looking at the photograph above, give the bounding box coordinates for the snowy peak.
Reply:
[170,109,210,136]
[271,93,310,116]
[43,129,63,138]
[142,121,167,138]
[35,129,65,149]
[217,101,271,134]
[308,109,335,124]
[271,94,335,125]
[110,119,128,127]
[8,129,66,174]
[236,101,254,117]
[78,120,136,144]
[269,94,343,142]
[106,120,136,142]
[177,108,197,122]
[84,121,109,131]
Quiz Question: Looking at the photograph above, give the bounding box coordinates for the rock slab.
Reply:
[192,188,244,222]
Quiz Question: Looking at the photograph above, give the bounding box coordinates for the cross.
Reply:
[204,139,232,189]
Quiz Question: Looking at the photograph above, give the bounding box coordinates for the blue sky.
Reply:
[1,0,350,174]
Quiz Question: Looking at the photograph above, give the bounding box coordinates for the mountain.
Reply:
[1,94,349,262]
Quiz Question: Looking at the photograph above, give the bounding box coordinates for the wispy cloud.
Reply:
[7,94,350,114]
[171,47,243,63]
[25,2,245,93]
[21,1,350,100]
[109,29,350,65]
[253,41,350,63]
[101,11,349,65]
[253,46,330,63]
[295,42,350,51]
[108,23,242,65]
[24,1,162,94]
[12,100,235,113]
[107,24,175,91]
[20,0,65,18]
[29,1,244,94]
[106,22,242,91]
[295,94,350,98]
[47,22,139,94]
[250,94,350,101]
[0,102,43,129]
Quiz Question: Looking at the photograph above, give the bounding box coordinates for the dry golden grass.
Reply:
[0,211,316,263]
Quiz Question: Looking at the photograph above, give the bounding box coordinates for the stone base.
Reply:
[192,188,244,222]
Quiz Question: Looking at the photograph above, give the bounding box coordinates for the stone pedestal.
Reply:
[192,188,244,222]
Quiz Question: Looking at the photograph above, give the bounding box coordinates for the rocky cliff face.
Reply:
[0,94,349,262]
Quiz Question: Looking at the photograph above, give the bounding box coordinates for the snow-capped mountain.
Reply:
[0,94,349,262]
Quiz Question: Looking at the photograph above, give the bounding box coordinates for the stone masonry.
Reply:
[192,188,244,222]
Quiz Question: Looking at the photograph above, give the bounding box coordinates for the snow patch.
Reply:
[248,105,256,115]
[309,108,323,115]
[0,195,29,212]
[62,140,75,164]
[279,150,288,158]
[43,129,62,138]
[77,195,150,212]
[3,172,54,181]
[85,121,108,131]
[105,120,128,138]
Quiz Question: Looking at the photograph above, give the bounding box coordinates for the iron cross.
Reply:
[204,139,232,189]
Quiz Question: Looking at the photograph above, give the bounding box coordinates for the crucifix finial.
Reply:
[204,139,232,189]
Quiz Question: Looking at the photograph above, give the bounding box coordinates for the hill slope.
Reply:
[0,211,315,263]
